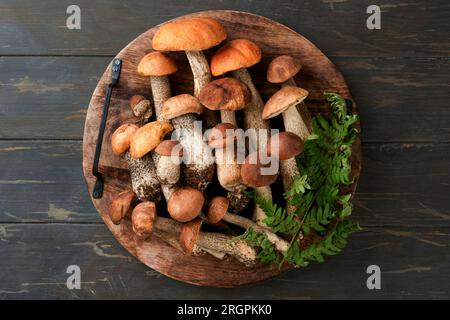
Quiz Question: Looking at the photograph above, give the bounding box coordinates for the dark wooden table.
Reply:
[1,0,449,300]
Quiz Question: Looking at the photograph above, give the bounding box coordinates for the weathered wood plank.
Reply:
[1,56,449,141]
[0,223,448,299]
[1,141,449,227]
[0,1,448,57]
[0,141,101,223]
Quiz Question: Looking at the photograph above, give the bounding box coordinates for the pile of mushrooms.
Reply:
[107,17,312,266]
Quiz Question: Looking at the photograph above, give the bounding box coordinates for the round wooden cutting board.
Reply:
[82,10,362,287]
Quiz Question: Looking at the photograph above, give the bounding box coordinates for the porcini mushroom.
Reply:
[153,140,183,185]
[210,39,273,225]
[108,190,135,225]
[199,78,251,191]
[262,87,309,213]
[152,17,227,128]
[262,86,309,140]
[129,95,152,124]
[267,132,305,213]
[241,151,278,188]
[266,55,312,139]
[129,203,257,265]
[167,187,204,223]
[207,197,289,253]
[161,94,214,191]
[130,120,173,159]
[206,123,242,191]
[111,124,162,202]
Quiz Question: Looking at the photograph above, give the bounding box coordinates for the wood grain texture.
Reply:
[82,11,361,287]
[0,0,448,57]
[2,141,449,228]
[0,224,449,299]
[0,0,448,299]
[1,57,449,141]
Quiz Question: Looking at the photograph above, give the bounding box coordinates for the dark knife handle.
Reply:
[92,58,122,199]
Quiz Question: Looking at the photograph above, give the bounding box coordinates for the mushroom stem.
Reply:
[279,159,300,214]
[215,115,242,192]
[171,114,215,191]
[154,217,257,265]
[151,75,213,192]
[281,79,312,138]
[277,79,311,213]
[185,50,219,128]
[124,152,162,202]
[222,212,289,253]
[220,110,237,125]
[232,68,273,225]
[149,76,181,189]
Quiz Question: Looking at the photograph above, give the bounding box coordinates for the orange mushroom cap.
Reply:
[211,39,262,76]
[137,52,178,77]
[152,17,226,51]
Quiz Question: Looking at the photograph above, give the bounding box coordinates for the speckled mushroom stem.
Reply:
[149,76,180,194]
[151,75,214,192]
[216,111,243,192]
[124,152,162,202]
[232,68,273,226]
[280,78,311,214]
[185,50,219,129]
[153,229,201,255]
[222,212,289,253]
[281,78,312,139]
[154,227,225,260]
[154,217,257,265]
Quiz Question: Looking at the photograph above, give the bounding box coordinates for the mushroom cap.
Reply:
[111,124,139,156]
[267,132,304,160]
[207,196,229,224]
[129,95,152,120]
[241,151,278,187]
[131,201,156,238]
[108,190,135,225]
[198,77,251,112]
[267,55,301,83]
[207,123,237,149]
[211,39,262,76]
[130,121,173,158]
[262,86,309,119]
[179,218,202,255]
[152,17,226,51]
[154,140,183,157]
[167,187,205,222]
[129,95,147,108]
[162,94,203,120]
[137,52,178,77]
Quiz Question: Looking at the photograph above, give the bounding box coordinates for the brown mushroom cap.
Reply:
[130,121,173,158]
[129,95,152,120]
[162,94,203,120]
[198,77,251,112]
[152,17,226,51]
[211,39,262,76]
[241,151,278,188]
[262,86,309,119]
[154,140,183,157]
[131,201,156,238]
[179,218,202,255]
[267,132,304,160]
[111,124,139,156]
[207,196,229,224]
[137,52,178,77]
[207,123,237,149]
[267,55,301,83]
[167,187,205,222]
[108,190,135,225]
